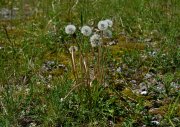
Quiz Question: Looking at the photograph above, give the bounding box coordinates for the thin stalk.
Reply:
[71,49,78,82]
[63,43,78,83]
[83,56,91,89]
[168,119,175,127]
[73,36,85,82]
[97,45,102,84]
[101,46,106,86]
[63,82,82,101]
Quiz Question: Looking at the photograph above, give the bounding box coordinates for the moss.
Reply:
[44,51,70,65]
[144,100,153,108]
[48,69,65,76]
[109,45,124,57]
[121,87,137,101]
[116,41,145,51]
[108,35,145,61]
[149,107,166,115]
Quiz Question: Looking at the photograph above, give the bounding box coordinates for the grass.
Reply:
[0,0,180,126]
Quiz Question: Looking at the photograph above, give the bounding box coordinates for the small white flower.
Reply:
[98,20,108,31]
[103,29,112,38]
[105,19,113,27]
[65,24,76,34]
[81,25,92,36]
[69,46,78,53]
[90,34,102,47]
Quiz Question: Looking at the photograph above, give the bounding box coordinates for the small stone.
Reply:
[149,108,165,115]
[36,82,41,85]
[58,64,68,72]
[139,82,148,95]
[170,82,179,89]
[29,122,37,127]
[103,81,109,87]
[41,60,57,72]
[115,79,124,84]
[47,84,52,88]
[58,64,66,68]
[47,61,55,66]
[108,41,116,45]
[172,117,180,122]
[156,82,165,91]
[151,120,160,125]
[108,120,114,126]
[144,38,152,42]
[145,73,153,79]
[116,67,122,73]
[141,91,148,95]
[139,82,147,88]
[148,51,157,57]
[25,88,30,94]
[119,31,126,36]
[48,75,52,80]
[130,80,137,84]
[151,30,159,36]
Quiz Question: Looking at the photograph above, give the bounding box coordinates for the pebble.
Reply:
[29,122,37,127]
[140,91,148,95]
[151,120,160,125]
[130,80,137,84]
[139,82,147,88]
[108,41,116,46]
[170,82,179,89]
[144,38,152,42]
[145,73,153,79]
[116,67,122,73]
[148,51,157,57]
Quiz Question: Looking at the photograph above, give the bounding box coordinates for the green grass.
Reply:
[0,0,180,126]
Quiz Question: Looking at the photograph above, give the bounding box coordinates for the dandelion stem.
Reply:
[97,46,102,84]
[71,49,78,82]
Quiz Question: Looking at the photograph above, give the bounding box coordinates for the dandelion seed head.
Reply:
[105,19,113,27]
[69,46,78,53]
[103,29,112,38]
[65,24,76,34]
[90,34,102,47]
[98,20,108,31]
[81,25,92,36]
